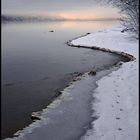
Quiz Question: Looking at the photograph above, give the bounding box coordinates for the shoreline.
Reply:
[5,65,122,140]
[3,45,126,140]
[15,39,132,136]
[4,26,138,140]
[2,21,124,139]
[70,26,138,140]
[67,33,135,61]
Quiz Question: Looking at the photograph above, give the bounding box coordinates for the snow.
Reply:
[71,26,138,58]
[4,26,138,140]
[81,61,138,140]
[71,26,139,140]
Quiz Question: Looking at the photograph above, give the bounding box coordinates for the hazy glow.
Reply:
[2,0,120,20]
[59,6,120,20]
[60,13,97,19]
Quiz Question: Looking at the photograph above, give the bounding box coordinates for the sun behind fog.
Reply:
[59,13,97,20]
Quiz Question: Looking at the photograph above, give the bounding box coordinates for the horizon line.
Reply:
[2,14,120,22]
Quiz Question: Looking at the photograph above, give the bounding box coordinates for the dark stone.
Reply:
[121,28,129,33]
[116,117,120,120]
[55,91,62,97]
[77,45,81,48]
[31,112,41,120]
[77,72,83,77]
[89,70,96,76]
[118,128,122,131]
[49,30,54,32]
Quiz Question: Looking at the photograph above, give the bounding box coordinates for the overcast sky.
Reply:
[2,0,120,19]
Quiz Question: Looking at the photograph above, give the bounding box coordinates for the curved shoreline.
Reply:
[4,27,138,140]
[69,27,138,140]
[3,22,126,139]
[65,33,135,140]
[4,47,127,140]
[5,66,122,140]
[67,33,135,61]
[30,33,134,123]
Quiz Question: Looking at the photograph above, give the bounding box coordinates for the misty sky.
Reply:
[2,0,120,19]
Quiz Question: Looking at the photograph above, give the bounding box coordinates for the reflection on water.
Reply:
[2,20,124,139]
[2,20,120,32]
[59,20,119,31]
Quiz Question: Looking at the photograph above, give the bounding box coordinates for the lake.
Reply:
[1,20,128,139]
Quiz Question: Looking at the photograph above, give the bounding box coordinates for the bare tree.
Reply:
[108,0,139,35]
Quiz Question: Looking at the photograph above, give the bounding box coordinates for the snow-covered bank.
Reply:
[70,26,139,140]
[71,27,138,58]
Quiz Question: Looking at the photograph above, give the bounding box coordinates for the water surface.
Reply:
[2,20,128,139]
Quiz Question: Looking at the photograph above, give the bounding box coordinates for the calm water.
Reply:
[2,20,128,139]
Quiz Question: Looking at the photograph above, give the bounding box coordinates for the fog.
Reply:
[2,0,120,19]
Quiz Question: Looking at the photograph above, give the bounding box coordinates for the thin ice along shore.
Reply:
[5,26,138,140]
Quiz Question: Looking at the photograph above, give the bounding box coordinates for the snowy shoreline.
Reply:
[4,26,138,140]
[67,31,135,61]
[70,26,139,140]
[67,39,135,61]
